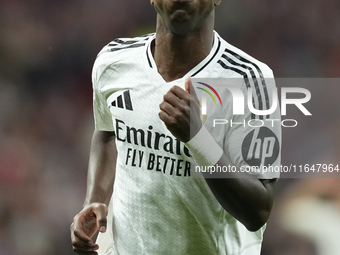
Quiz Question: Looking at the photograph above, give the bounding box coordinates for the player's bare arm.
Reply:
[159,78,276,232]
[71,130,117,254]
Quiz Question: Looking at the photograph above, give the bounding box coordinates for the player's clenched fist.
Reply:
[159,77,202,142]
[70,203,108,255]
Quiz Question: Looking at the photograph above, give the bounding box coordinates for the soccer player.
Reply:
[71,0,281,254]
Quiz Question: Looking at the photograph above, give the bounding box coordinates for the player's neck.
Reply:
[152,21,214,82]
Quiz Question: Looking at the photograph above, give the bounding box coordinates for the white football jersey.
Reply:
[92,31,281,255]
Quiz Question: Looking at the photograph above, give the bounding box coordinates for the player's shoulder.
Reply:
[217,33,274,78]
[92,33,154,82]
[94,33,153,67]
[97,33,153,57]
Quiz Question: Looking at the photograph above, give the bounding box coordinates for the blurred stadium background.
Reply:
[0,0,340,254]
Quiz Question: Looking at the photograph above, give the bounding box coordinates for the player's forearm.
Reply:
[185,125,277,231]
[83,130,117,207]
[203,153,275,232]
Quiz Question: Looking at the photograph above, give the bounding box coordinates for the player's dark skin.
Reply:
[156,0,276,231]
[71,0,276,254]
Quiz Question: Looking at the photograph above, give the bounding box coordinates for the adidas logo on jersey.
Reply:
[111,90,133,111]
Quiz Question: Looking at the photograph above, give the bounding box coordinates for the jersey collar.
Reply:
[145,31,222,79]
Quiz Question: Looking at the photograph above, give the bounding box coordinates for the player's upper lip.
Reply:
[171,0,192,7]
[171,0,191,3]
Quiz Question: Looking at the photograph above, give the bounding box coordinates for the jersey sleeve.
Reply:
[92,52,115,132]
[224,66,281,179]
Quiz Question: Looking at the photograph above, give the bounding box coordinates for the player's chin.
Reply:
[170,9,191,23]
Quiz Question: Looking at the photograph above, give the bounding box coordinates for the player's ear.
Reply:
[150,0,154,5]
[214,0,221,6]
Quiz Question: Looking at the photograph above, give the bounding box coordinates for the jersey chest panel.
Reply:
[106,69,193,186]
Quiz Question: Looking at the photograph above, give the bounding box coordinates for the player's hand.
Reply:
[159,76,202,142]
[70,203,108,254]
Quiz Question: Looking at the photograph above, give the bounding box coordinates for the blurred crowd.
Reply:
[0,0,339,254]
